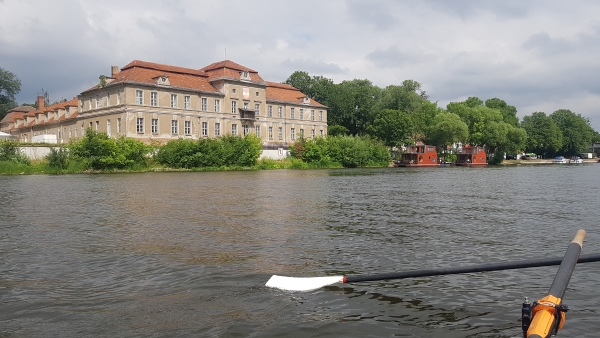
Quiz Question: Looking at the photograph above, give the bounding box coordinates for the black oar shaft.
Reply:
[344,253,600,284]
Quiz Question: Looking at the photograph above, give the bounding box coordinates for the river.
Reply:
[1,164,599,337]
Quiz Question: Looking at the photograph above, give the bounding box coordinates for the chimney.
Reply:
[37,95,45,109]
[111,66,119,77]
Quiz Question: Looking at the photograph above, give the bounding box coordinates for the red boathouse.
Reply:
[393,144,439,167]
[455,145,487,166]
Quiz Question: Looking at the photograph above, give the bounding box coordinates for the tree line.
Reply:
[285,71,600,163]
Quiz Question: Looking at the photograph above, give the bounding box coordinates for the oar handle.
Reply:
[571,229,586,247]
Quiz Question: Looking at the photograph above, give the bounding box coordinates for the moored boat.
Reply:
[552,156,568,164]
[455,145,487,166]
[393,144,439,167]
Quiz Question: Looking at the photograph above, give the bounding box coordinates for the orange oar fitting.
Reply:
[527,295,568,337]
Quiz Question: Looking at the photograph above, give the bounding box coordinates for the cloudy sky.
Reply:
[2,0,600,130]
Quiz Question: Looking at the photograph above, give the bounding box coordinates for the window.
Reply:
[231,100,237,114]
[300,108,304,120]
[255,125,261,137]
[291,108,295,119]
[319,111,323,121]
[81,125,84,136]
[117,118,121,133]
[171,119,178,134]
[232,88,237,94]
[255,91,259,97]
[278,106,282,118]
[137,117,144,133]
[202,121,208,136]
[254,103,260,115]
[75,127,78,137]
[151,92,158,106]
[291,128,295,140]
[311,110,315,121]
[184,120,191,135]
[95,121,99,131]
[95,95,99,108]
[171,94,177,108]
[232,124,237,136]
[268,106,273,117]
[117,90,121,105]
[107,120,111,137]
[69,127,72,138]
[201,98,207,111]
[215,122,221,136]
[300,129,304,138]
[243,124,249,136]
[278,127,283,140]
[152,118,158,134]
[184,95,190,109]
[89,98,92,110]
[320,129,323,136]
[268,126,273,140]
[107,93,111,107]
[311,129,315,139]
[215,99,221,112]
[136,90,143,105]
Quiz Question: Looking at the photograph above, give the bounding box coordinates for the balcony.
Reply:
[239,108,256,120]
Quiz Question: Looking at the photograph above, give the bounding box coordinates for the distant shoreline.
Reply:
[501,159,598,165]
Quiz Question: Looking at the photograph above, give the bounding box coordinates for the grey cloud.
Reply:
[279,59,348,75]
[423,0,530,20]
[521,32,572,55]
[345,0,398,30]
[366,45,435,68]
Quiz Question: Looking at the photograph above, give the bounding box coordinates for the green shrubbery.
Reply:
[68,130,151,170]
[0,140,30,165]
[1,131,392,174]
[155,134,262,168]
[290,135,390,168]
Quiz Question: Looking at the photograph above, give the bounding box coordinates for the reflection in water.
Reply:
[1,165,599,337]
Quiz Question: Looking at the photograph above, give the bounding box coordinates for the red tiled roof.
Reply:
[200,60,257,73]
[200,60,265,83]
[122,60,208,77]
[265,81,326,107]
[7,106,36,113]
[85,62,220,94]
[0,111,27,124]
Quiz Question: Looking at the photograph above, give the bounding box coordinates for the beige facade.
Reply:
[77,60,328,145]
[2,59,328,146]
[1,96,80,144]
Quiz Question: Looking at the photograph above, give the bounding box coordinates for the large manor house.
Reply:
[0,60,328,146]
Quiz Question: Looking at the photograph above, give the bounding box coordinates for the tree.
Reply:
[485,98,519,126]
[550,109,596,156]
[284,71,334,107]
[0,67,21,121]
[326,79,381,135]
[366,109,413,147]
[426,112,469,151]
[521,112,563,157]
[372,80,429,115]
[412,101,443,141]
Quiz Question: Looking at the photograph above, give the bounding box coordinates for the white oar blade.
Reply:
[265,275,344,291]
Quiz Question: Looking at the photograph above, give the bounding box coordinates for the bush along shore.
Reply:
[0,130,392,175]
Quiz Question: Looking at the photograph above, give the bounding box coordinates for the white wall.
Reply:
[19,147,54,160]
[259,148,290,160]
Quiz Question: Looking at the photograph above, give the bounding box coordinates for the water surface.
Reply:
[1,164,599,337]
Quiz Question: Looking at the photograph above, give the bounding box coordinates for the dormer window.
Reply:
[155,75,170,86]
[240,71,250,81]
[302,97,310,105]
